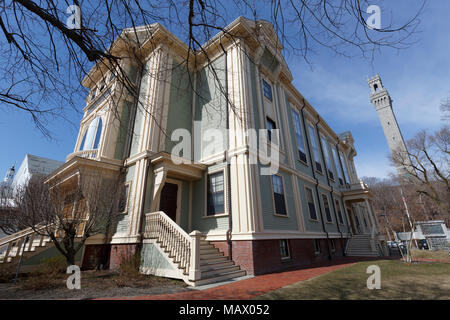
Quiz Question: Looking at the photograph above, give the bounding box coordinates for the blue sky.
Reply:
[0,1,448,180]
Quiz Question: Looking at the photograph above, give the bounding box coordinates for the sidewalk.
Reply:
[101,257,389,300]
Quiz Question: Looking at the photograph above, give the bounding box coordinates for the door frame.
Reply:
[347,206,357,235]
[158,178,183,225]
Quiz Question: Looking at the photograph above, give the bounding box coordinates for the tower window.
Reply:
[374,84,378,91]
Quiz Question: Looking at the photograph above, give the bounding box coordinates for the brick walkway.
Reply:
[101,257,389,300]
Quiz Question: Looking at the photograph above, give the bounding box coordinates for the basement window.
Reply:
[314,239,321,255]
[330,239,336,253]
[280,239,290,260]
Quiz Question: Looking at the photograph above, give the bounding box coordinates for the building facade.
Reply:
[44,17,386,283]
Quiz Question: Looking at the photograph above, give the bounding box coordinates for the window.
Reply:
[332,148,344,185]
[335,199,344,224]
[80,116,103,151]
[339,152,350,184]
[291,110,307,163]
[272,175,287,215]
[98,81,105,92]
[90,88,97,101]
[321,194,332,223]
[119,184,130,213]
[320,136,334,180]
[280,240,290,259]
[308,125,322,173]
[207,171,225,216]
[266,117,276,142]
[262,79,272,101]
[330,239,336,252]
[314,239,321,254]
[305,187,317,220]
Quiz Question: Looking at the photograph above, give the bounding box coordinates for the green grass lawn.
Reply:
[254,260,450,300]
[411,249,450,261]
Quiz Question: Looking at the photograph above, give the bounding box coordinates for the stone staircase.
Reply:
[197,238,245,286]
[0,227,53,265]
[345,234,380,257]
[144,211,246,286]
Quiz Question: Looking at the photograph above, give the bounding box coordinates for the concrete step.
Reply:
[200,248,220,255]
[201,265,240,278]
[200,252,224,260]
[200,260,234,271]
[194,269,246,286]
[200,256,229,265]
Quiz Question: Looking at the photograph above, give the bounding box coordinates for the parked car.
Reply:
[418,239,429,250]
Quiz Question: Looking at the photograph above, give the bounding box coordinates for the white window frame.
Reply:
[304,186,319,222]
[291,108,308,165]
[204,167,228,218]
[335,199,345,225]
[121,181,131,214]
[320,135,335,181]
[321,193,333,224]
[307,123,323,174]
[280,239,291,260]
[314,239,321,255]
[271,174,289,217]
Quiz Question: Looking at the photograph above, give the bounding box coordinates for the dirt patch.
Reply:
[0,270,191,300]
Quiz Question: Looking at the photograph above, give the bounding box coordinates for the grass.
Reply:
[411,249,450,261]
[255,260,450,300]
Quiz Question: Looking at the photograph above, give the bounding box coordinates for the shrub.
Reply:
[39,255,67,275]
[0,264,15,283]
[118,251,141,278]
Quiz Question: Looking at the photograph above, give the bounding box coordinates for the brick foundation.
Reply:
[109,244,139,270]
[211,238,347,275]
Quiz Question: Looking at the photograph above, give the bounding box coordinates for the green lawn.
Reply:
[254,260,450,300]
[411,249,450,261]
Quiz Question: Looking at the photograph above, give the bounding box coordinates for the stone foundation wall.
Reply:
[211,238,347,275]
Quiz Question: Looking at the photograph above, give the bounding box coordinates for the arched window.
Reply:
[80,116,102,151]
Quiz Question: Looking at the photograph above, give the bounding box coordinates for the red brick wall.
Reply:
[109,244,138,270]
[211,237,348,275]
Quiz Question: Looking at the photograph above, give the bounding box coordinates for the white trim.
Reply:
[304,185,319,222]
[158,178,183,225]
[204,167,228,218]
[270,173,289,217]
[320,192,334,224]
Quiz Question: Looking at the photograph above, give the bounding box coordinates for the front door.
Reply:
[159,182,178,222]
[347,207,358,234]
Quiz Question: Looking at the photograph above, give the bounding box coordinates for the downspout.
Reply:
[220,37,233,260]
[315,128,344,252]
[300,100,331,260]
[335,140,352,253]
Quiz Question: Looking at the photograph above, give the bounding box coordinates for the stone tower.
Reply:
[367,75,412,178]
[2,165,15,188]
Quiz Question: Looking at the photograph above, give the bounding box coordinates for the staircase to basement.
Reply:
[144,211,246,286]
[345,234,380,257]
[0,226,53,266]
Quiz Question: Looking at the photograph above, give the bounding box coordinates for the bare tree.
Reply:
[2,172,125,266]
[392,126,450,216]
[0,1,426,137]
[441,98,450,122]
